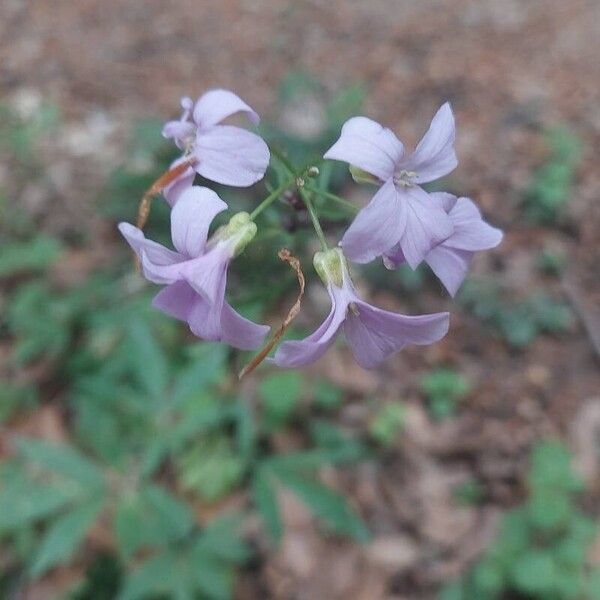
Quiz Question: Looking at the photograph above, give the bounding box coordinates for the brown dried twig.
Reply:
[238,249,305,379]
[136,158,195,229]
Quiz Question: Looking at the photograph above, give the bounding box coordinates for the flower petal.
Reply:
[180,247,230,340]
[425,245,472,297]
[118,222,183,284]
[442,197,504,251]
[382,242,406,270]
[340,178,406,264]
[345,302,450,369]
[398,185,454,269]
[161,121,195,147]
[273,286,347,368]
[402,103,457,184]
[163,157,196,207]
[220,302,270,350]
[170,187,227,258]
[194,125,270,187]
[193,89,260,129]
[152,280,196,321]
[324,117,404,182]
[186,294,222,340]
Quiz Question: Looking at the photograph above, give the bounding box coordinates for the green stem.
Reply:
[250,177,296,220]
[299,188,328,251]
[305,186,358,212]
[270,146,297,175]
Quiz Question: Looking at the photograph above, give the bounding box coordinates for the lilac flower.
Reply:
[162,89,270,187]
[383,193,504,296]
[118,186,269,349]
[324,103,459,268]
[273,248,449,369]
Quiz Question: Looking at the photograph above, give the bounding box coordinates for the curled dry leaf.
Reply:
[239,249,305,379]
[136,157,196,229]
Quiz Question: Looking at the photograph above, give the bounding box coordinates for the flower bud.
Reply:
[214,211,257,256]
[307,166,320,178]
[313,247,346,288]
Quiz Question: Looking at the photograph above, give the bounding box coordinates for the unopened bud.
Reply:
[313,247,346,288]
[295,177,305,188]
[217,211,257,256]
[307,166,320,178]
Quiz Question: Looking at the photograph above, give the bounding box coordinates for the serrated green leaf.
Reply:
[29,496,104,576]
[17,438,104,488]
[276,471,369,542]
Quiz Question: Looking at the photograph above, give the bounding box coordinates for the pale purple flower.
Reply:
[118,186,269,349]
[273,248,449,369]
[162,89,270,187]
[383,193,504,296]
[324,103,458,268]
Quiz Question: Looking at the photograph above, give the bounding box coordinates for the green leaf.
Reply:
[117,553,174,600]
[196,514,250,563]
[259,372,303,428]
[29,496,104,576]
[369,401,407,445]
[252,469,283,544]
[188,547,234,600]
[0,236,62,277]
[276,471,370,542]
[17,438,104,488]
[313,379,343,411]
[510,551,556,594]
[114,485,194,558]
[0,479,83,531]
[177,436,245,502]
[127,319,168,396]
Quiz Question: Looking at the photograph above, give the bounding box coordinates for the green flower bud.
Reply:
[313,247,346,288]
[215,212,257,256]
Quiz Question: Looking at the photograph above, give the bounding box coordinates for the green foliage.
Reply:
[369,401,407,446]
[313,378,343,411]
[259,371,303,428]
[0,236,63,277]
[536,247,567,276]
[523,126,581,224]
[459,279,574,348]
[0,381,37,422]
[443,441,598,599]
[421,368,470,421]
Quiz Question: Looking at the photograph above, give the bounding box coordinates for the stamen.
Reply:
[393,169,418,187]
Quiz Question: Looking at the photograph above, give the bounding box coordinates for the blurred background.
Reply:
[1,1,599,598]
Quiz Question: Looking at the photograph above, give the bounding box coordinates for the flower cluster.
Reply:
[119,89,502,370]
